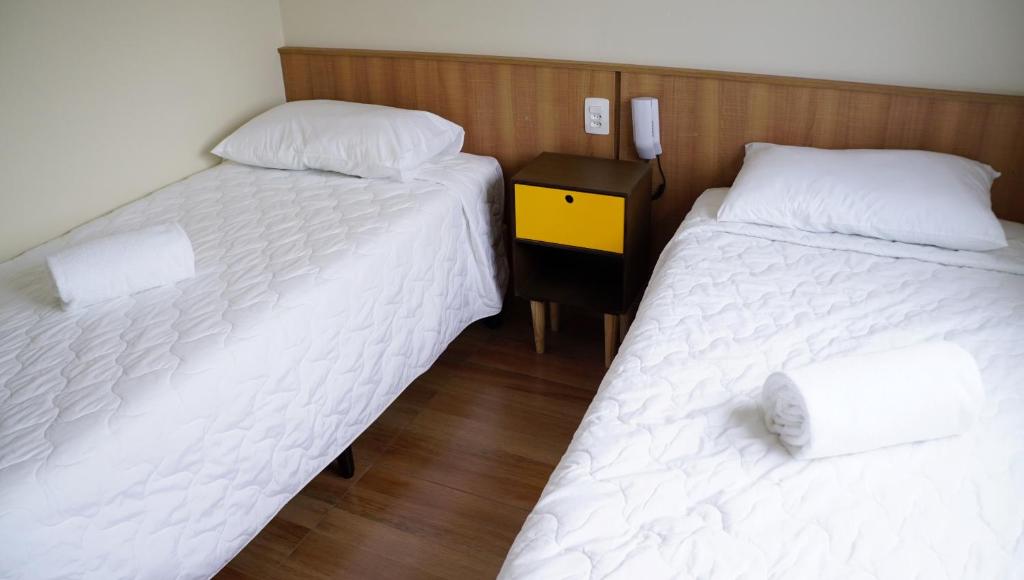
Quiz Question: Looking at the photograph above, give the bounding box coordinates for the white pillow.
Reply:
[717,143,1006,251]
[212,100,464,181]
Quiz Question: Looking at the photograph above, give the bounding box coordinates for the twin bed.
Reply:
[0,154,506,578]
[500,189,1024,579]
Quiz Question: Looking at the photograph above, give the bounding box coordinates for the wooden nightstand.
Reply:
[510,153,652,367]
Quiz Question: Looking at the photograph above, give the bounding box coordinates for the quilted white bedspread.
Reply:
[0,154,506,579]
[501,189,1024,580]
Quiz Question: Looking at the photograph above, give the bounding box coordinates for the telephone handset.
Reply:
[631,97,666,200]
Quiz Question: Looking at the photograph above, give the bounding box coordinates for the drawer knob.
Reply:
[564,194,574,204]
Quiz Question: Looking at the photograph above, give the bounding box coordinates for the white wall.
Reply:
[0,0,286,261]
[279,0,1024,95]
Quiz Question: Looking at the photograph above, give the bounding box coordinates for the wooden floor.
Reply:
[216,301,608,580]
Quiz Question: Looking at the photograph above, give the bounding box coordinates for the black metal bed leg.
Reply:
[329,445,355,479]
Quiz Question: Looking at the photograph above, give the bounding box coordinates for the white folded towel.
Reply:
[47,223,195,309]
[762,341,985,459]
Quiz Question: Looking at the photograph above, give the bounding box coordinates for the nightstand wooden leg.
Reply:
[530,300,546,354]
[618,311,632,343]
[604,313,619,368]
[549,302,560,332]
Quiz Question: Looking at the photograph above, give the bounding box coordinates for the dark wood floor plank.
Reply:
[278,530,450,580]
[275,493,332,530]
[424,359,598,415]
[213,566,260,580]
[370,428,556,511]
[328,469,528,561]
[309,508,498,578]
[217,301,606,579]
[225,517,312,578]
[465,333,607,391]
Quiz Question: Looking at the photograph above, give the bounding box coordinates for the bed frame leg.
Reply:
[329,446,355,479]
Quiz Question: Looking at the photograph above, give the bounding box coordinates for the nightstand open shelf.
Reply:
[510,152,652,367]
[514,242,624,313]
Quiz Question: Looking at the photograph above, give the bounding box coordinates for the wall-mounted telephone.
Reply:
[631,97,666,200]
[631,97,661,159]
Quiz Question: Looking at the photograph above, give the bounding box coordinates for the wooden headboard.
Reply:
[618,69,1024,249]
[279,48,617,174]
[280,47,1024,252]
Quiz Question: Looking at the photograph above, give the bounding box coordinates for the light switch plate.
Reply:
[584,97,610,135]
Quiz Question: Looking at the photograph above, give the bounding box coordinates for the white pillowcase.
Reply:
[212,100,464,181]
[717,143,1006,251]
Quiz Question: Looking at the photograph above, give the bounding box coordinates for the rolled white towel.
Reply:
[47,223,195,309]
[762,341,985,459]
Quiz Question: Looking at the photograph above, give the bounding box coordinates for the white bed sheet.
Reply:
[500,189,1024,580]
[0,154,507,579]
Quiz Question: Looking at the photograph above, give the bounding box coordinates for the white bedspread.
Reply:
[0,154,506,579]
[500,189,1024,580]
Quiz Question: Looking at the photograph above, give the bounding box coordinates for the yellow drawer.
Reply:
[514,185,625,253]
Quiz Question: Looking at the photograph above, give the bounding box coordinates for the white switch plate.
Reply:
[584,97,610,135]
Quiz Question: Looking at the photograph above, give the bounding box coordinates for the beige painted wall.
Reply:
[0,0,286,261]
[279,0,1024,95]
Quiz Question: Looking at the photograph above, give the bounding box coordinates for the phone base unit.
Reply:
[510,152,652,367]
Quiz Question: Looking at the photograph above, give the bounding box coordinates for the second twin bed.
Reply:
[500,188,1024,579]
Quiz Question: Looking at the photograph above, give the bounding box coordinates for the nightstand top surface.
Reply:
[511,153,649,196]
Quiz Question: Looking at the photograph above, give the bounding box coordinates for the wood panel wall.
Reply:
[280,48,617,175]
[280,48,1024,254]
[619,71,1024,251]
